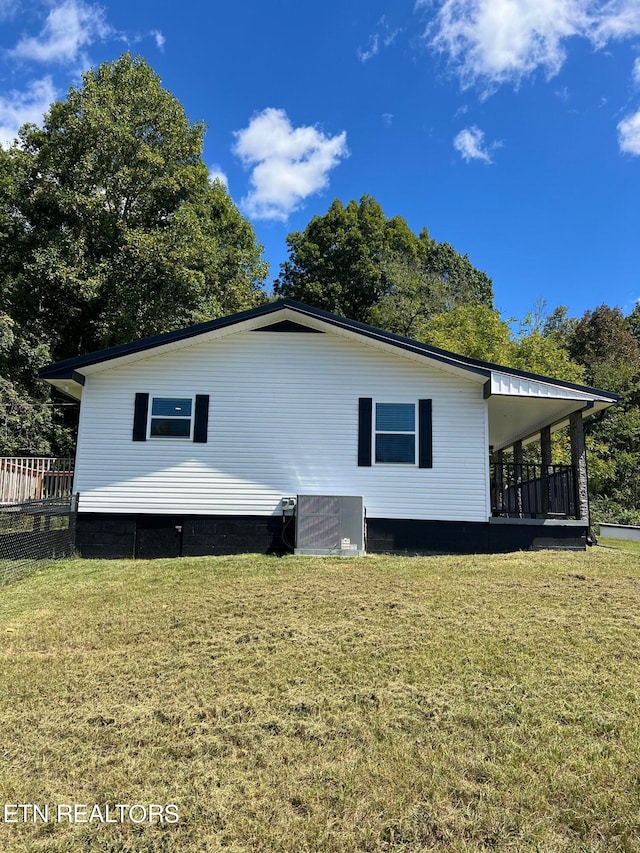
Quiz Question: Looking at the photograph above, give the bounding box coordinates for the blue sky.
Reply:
[1,0,639,324]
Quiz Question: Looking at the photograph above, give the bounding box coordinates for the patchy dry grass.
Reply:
[1,548,640,852]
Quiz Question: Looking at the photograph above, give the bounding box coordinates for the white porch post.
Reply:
[569,410,589,521]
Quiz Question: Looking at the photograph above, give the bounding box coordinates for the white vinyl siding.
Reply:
[73,329,489,522]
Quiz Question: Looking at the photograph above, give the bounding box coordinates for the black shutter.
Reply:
[133,393,149,442]
[194,394,209,443]
[358,398,372,466]
[418,399,432,468]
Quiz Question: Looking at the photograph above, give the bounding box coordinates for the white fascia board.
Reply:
[489,371,613,403]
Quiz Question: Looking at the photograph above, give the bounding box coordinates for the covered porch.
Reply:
[485,371,618,524]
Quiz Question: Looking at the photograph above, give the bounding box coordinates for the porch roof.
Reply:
[485,371,615,451]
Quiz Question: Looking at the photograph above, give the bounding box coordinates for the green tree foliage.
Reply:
[564,305,640,524]
[274,195,493,324]
[418,304,513,362]
[2,53,267,362]
[0,54,268,454]
[587,405,640,524]
[419,239,493,308]
[628,301,640,342]
[0,313,70,455]
[568,305,640,394]
[411,300,585,384]
[510,306,585,383]
[369,257,446,339]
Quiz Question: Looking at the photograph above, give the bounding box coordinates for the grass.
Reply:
[1,547,640,852]
[598,535,640,555]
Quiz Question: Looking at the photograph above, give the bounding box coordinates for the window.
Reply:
[375,402,416,464]
[358,398,431,468]
[149,397,193,438]
[133,394,209,443]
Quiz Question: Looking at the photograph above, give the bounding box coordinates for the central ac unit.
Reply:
[294,495,365,556]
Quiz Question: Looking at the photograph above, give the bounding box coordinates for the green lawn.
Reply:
[1,547,640,852]
[598,535,640,555]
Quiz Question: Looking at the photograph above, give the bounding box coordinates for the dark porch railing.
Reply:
[491,463,578,519]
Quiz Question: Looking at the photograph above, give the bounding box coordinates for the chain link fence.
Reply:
[0,495,78,586]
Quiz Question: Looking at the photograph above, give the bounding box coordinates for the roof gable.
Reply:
[38,299,619,413]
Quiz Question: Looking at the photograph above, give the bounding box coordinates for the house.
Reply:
[38,299,618,557]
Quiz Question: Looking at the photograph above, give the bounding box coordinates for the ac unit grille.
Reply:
[295,495,365,556]
[297,507,341,550]
[299,495,341,516]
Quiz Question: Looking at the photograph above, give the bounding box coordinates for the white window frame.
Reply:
[147,395,195,440]
[373,400,418,466]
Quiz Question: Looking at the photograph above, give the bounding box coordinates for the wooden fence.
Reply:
[0,457,74,504]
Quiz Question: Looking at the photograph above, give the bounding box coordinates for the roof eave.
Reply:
[36,299,621,405]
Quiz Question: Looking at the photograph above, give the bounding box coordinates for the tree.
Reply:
[0,53,269,454]
[568,305,640,394]
[510,305,585,383]
[565,305,640,524]
[0,312,69,455]
[369,258,449,339]
[628,301,640,342]
[2,53,267,363]
[418,304,513,362]
[274,195,493,324]
[417,237,493,308]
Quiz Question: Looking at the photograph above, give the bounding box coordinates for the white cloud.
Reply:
[233,108,348,221]
[592,0,640,44]
[0,0,19,21]
[425,0,640,90]
[358,33,380,63]
[208,164,228,188]
[0,77,56,147]
[453,125,497,162]
[151,29,165,50]
[618,109,640,154]
[10,0,110,64]
[633,56,640,85]
[358,16,402,62]
[384,28,402,48]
